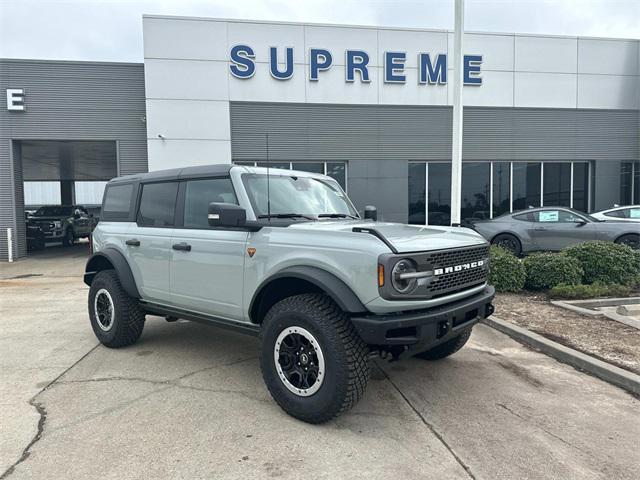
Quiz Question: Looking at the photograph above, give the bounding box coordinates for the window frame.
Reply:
[135,180,180,228]
[100,182,137,222]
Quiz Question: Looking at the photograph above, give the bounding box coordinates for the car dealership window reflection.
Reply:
[233,161,347,191]
[409,161,592,226]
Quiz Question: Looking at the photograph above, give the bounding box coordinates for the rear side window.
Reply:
[512,213,532,222]
[102,184,134,221]
[183,178,237,228]
[604,210,624,218]
[137,182,179,227]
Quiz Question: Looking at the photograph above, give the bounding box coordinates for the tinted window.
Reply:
[512,213,532,222]
[103,184,133,215]
[461,162,490,222]
[604,210,624,218]
[543,163,571,207]
[573,163,589,212]
[33,206,73,217]
[183,178,238,228]
[408,163,426,225]
[428,163,451,226]
[326,162,346,190]
[512,163,541,210]
[492,162,510,217]
[137,182,178,227]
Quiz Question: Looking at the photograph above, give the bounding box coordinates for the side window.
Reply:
[183,178,238,228]
[604,210,624,218]
[536,210,560,223]
[102,184,133,221]
[627,208,640,219]
[137,182,179,227]
[512,213,532,222]
[557,210,585,223]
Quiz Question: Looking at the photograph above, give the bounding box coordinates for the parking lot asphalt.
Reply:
[1,246,639,480]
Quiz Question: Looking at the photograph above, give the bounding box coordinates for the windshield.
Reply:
[241,173,358,218]
[32,206,72,217]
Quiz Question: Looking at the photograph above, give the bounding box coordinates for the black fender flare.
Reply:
[249,265,367,319]
[84,249,140,298]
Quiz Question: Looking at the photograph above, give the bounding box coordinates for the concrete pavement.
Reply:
[1,247,639,479]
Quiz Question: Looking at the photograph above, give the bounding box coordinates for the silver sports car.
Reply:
[471,207,639,255]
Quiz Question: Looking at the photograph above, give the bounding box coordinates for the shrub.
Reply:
[563,241,640,286]
[549,282,632,300]
[489,245,526,292]
[523,253,583,290]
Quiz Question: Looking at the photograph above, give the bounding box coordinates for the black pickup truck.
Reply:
[26,205,97,249]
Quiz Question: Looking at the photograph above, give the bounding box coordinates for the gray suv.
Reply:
[84,164,495,423]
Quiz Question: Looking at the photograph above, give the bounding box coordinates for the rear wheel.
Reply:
[260,294,370,424]
[615,234,639,250]
[88,270,145,348]
[414,327,472,360]
[491,233,521,255]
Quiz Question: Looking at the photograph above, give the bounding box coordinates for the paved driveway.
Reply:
[1,248,638,479]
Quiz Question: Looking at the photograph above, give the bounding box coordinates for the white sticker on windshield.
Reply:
[630,209,640,218]
[539,211,558,222]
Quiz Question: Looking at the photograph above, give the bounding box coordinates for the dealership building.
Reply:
[1,15,639,260]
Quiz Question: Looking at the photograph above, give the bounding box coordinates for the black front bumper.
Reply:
[351,286,495,354]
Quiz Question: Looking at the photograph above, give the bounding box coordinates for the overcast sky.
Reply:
[1,0,639,62]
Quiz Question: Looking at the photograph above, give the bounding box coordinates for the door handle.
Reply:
[534,227,546,231]
[172,242,191,252]
[125,239,140,246]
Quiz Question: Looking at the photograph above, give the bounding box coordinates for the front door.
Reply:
[169,177,248,320]
[125,181,178,303]
[531,209,598,250]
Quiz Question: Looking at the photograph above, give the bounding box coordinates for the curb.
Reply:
[482,316,640,396]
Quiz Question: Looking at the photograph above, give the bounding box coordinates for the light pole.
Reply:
[450,0,464,226]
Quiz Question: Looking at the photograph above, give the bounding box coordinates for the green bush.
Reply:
[563,241,640,286]
[489,245,526,292]
[523,253,583,290]
[549,282,632,300]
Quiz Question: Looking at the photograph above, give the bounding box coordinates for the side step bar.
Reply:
[140,302,261,337]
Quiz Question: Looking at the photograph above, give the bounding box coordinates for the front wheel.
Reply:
[63,228,74,247]
[414,327,472,360]
[260,294,370,424]
[491,233,522,255]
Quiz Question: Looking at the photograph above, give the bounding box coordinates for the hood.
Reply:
[289,220,487,253]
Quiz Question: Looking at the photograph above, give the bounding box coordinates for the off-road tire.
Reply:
[260,293,370,424]
[63,227,74,247]
[491,233,522,255]
[414,327,473,360]
[88,270,145,348]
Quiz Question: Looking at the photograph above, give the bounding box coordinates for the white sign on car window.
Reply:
[630,209,640,219]
[539,211,558,222]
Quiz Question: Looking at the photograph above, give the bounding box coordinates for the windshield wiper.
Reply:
[317,213,359,219]
[258,213,315,220]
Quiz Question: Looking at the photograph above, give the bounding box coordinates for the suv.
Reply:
[84,165,495,423]
[27,205,97,247]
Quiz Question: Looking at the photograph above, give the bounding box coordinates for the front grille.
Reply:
[424,245,489,297]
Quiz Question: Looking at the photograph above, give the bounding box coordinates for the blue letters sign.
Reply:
[230,46,482,85]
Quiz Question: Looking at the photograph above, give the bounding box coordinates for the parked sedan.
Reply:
[591,205,640,223]
[471,207,639,255]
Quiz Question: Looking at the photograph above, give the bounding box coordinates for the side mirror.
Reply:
[573,218,587,226]
[208,202,247,227]
[364,205,377,221]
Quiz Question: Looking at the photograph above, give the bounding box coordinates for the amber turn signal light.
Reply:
[378,264,385,287]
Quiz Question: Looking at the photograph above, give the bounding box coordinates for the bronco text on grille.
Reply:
[425,245,489,297]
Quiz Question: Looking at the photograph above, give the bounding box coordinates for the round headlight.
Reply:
[391,259,417,294]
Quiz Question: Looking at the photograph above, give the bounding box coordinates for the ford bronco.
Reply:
[84,164,495,423]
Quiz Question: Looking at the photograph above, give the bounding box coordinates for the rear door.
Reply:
[531,209,597,250]
[125,181,178,303]
[169,177,248,320]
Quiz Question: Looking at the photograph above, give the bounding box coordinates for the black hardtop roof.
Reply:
[108,164,234,184]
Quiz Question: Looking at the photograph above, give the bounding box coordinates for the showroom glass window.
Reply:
[512,163,541,210]
[461,163,490,222]
[620,161,640,204]
[492,162,510,217]
[408,163,426,225]
[137,182,178,227]
[543,163,571,207]
[572,163,589,212]
[428,163,451,226]
[183,178,238,228]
